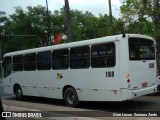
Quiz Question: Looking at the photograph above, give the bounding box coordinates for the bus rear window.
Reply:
[129,38,155,60]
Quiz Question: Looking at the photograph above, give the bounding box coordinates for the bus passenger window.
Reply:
[91,43,115,68]
[24,53,36,71]
[37,51,51,70]
[52,49,69,69]
[4,57,12,78]
[13,55,23,71]
[70,46,90,69]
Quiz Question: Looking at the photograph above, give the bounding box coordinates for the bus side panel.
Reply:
[76,89,122,101]
[62,41,121,101]
[8,40,122,101]
[3,75,13,95]
[12,71,63,99]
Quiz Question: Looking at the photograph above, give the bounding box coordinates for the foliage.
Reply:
[0,5,123,54]
[1,1,160,70]
[120,0,159,37]
[120,0,153,22]
[0,11,8,31]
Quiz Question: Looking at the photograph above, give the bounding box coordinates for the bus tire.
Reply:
[14,85,23,100]
[64,87,78,107]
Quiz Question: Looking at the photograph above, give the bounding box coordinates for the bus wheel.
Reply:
[64,87,78,107]
[14,86,23,100]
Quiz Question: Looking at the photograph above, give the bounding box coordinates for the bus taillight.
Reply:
[127,79,131,83]
[125,73,131,83]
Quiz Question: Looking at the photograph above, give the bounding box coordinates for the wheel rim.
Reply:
[16,89,22,98]
[67,91,76,105]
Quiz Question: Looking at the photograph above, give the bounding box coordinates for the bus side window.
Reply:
[91,42,116,68]
[24,53,36,71]
[37,51,51,70]
[52,49,69,70]
[70,46,90,69]
[13,55,23,71]
[4,57,12,78]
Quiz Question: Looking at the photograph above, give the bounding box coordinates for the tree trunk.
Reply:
[153,0,159,33]
[108,0,112,25]
[64,0,73,42]
[46,0,51,45]
[153,0,160,74]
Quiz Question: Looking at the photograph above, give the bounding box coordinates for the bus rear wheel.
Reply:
[64,87,78,107]
[14,85,23,100]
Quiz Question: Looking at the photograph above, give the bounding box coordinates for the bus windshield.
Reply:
[129,38,155,60]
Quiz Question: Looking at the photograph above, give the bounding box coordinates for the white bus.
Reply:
[3,34,157,107]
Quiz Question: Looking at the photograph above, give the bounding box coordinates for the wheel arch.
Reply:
[62,85,77,98]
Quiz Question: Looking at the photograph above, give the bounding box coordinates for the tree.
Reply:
[71,10,98,40]
[0,11,8,32]
[108,0,112,25]
[97,14,124,36]
[0,11,8,60]
[64,0,73,42]
[1,4,123,54]
[2,6,50,53]
[26,5,51,44]
[120,0,153,35]
[153,0,160,39]
[152,0,160,74]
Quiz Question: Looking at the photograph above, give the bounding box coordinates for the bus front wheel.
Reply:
[64,87,78,107]
[14,85,23,100]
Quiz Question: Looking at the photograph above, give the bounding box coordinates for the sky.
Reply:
[0,0,122,17]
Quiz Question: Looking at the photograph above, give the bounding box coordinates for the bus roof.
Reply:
[3,34,154,57]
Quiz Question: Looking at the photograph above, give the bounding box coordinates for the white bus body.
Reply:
[3,34,157,107]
